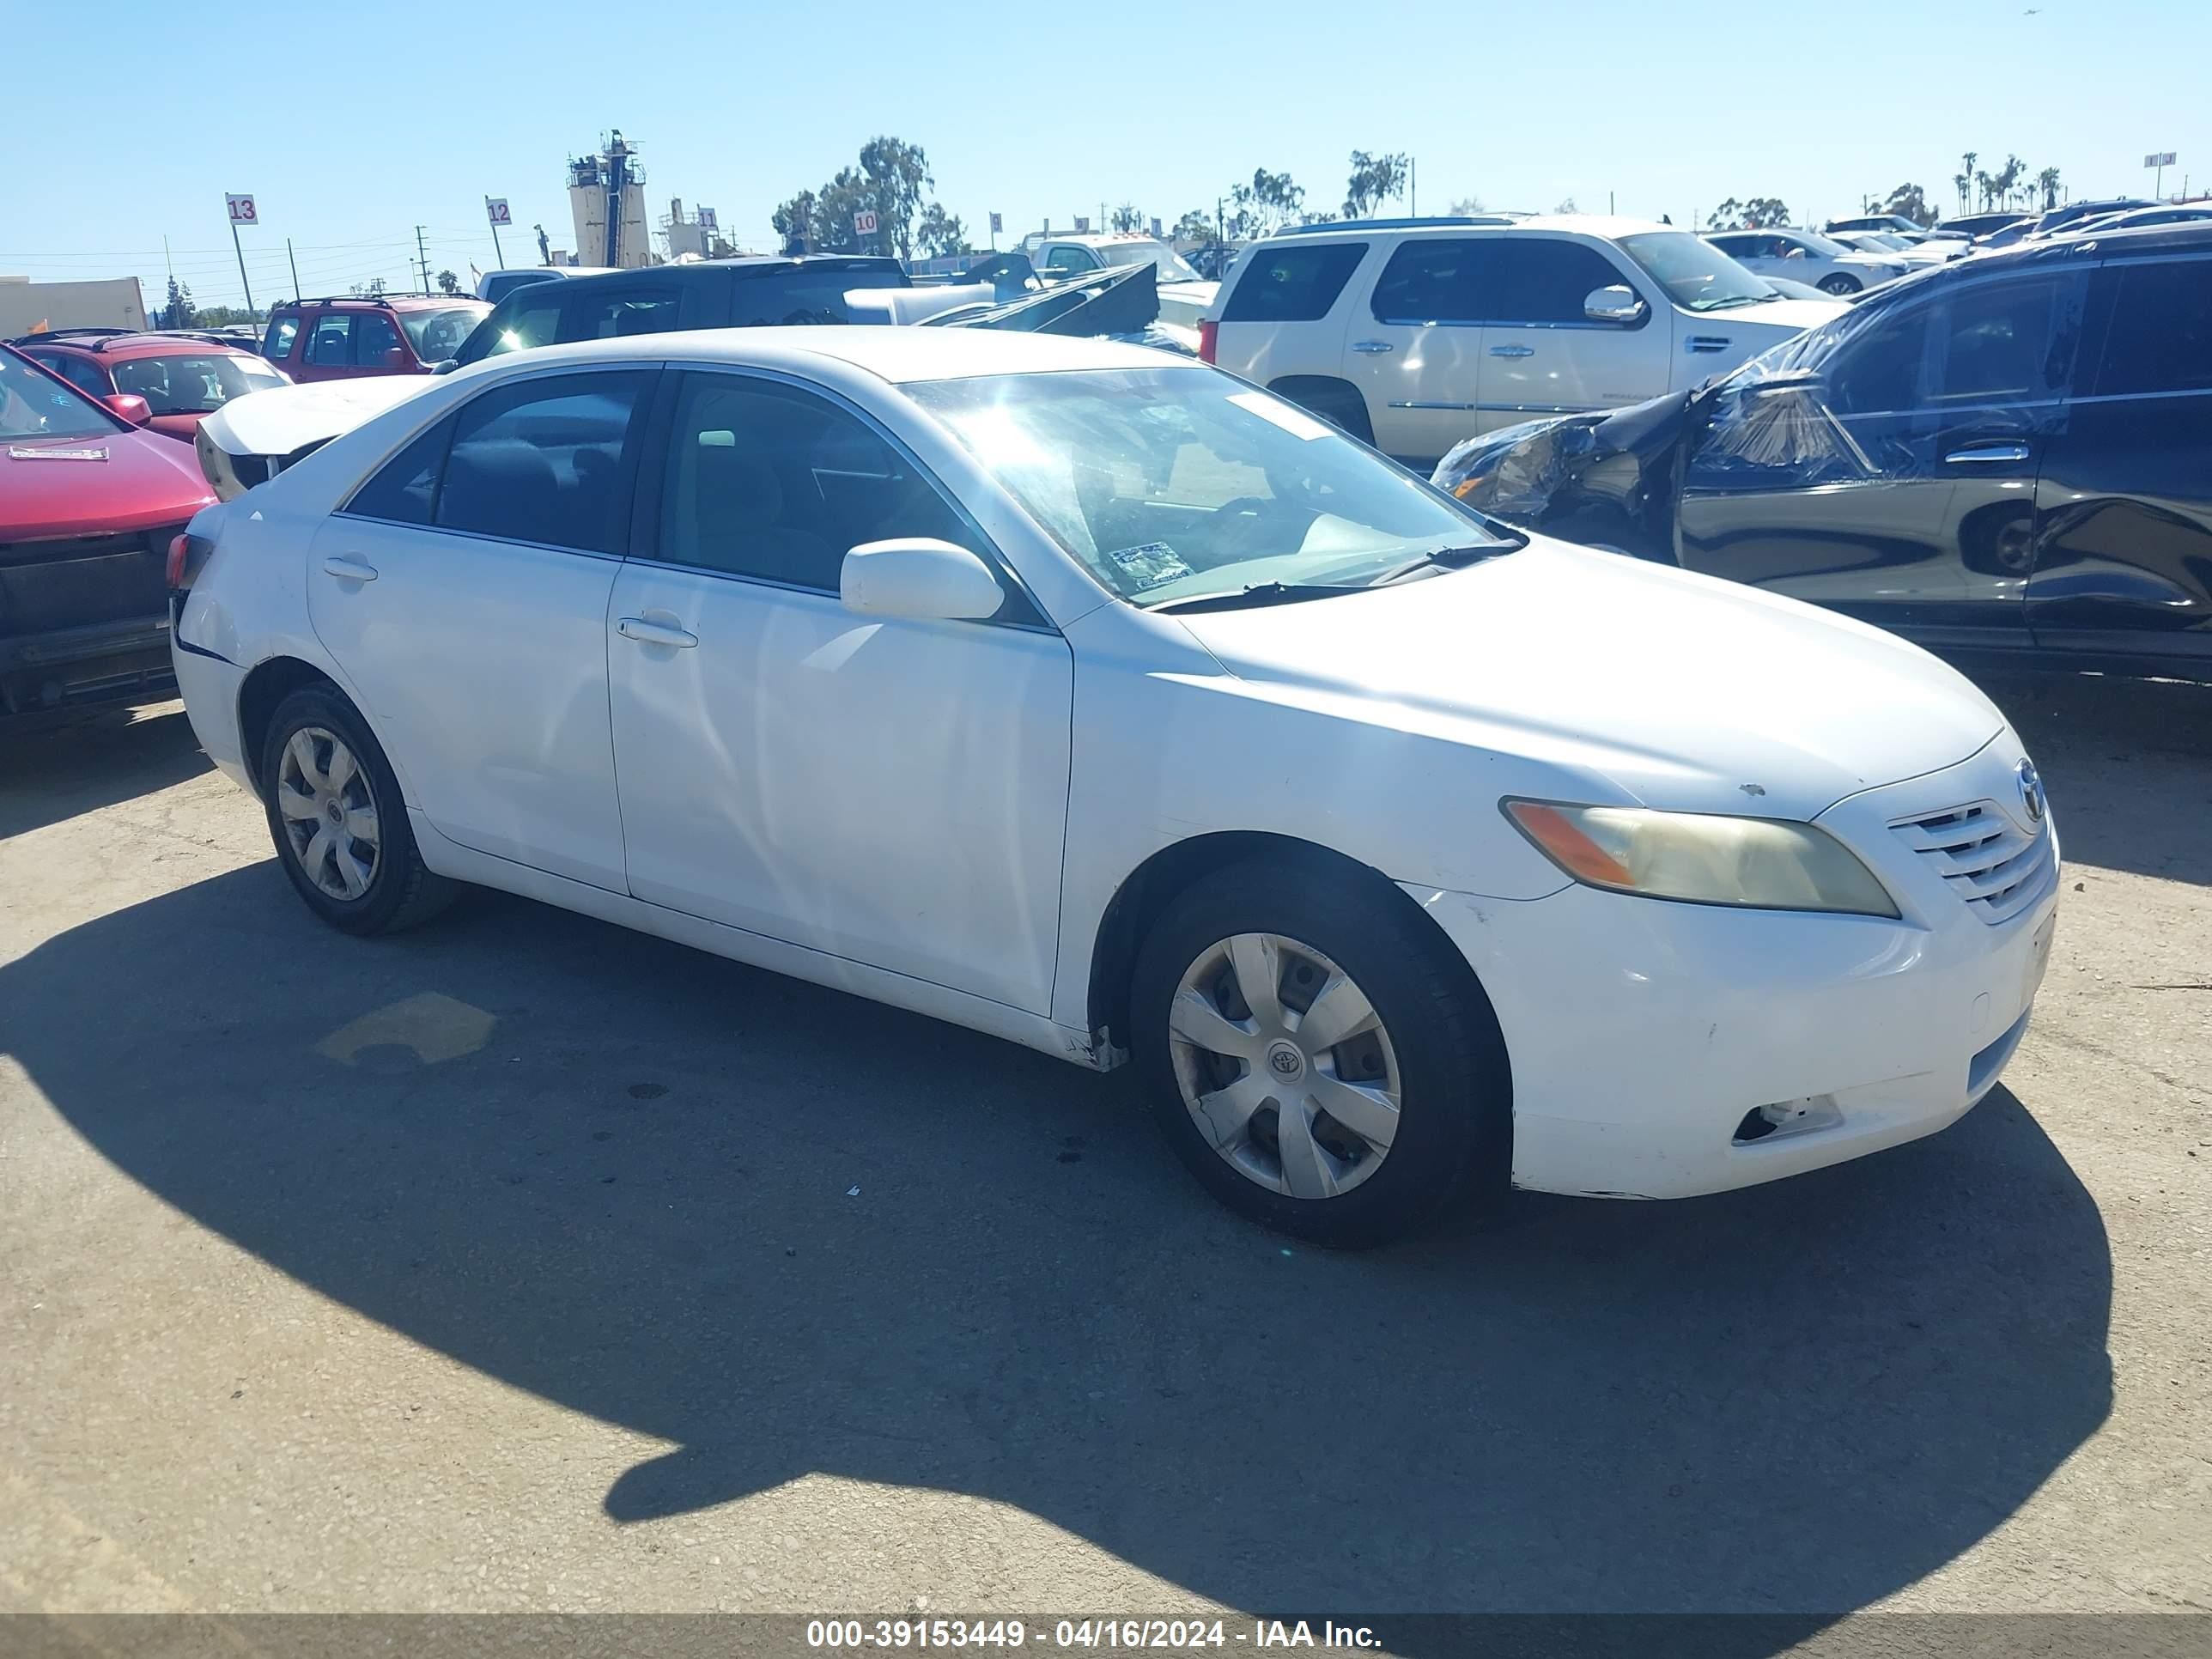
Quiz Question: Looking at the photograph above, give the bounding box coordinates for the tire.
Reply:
[1818,272,1863,295]
[258,686,456,936]
[1129,857,1511,1248]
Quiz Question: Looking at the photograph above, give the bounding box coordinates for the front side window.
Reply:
[908,366,1513,609]
[1486,239,1637,325]
[1369,239,1491,324]
[471,295,562,362]
[354,313,404,368]
[307,314,352,366]
[657,373,975,597]
[1620,232,1775,311]
[1221,242,1369,324]
[1821,272,2081,416]
[435,371,652,553]
[111,352,285,414]
[0,348,118,441]
[2093,258,2212,397]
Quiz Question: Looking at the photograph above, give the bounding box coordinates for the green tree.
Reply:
[915,202,969,259]
[1880,183,1934,227]
[435,269,459,295]
[1992,155,2026,210]
[1554,196,1580,215]
[1342,150,1408,219]
[1447,194,1486,216]
[1960,152,1978,215]
[1223,167,1304,240]
[2036,167,2062,210]
[1707,197,1790,230]
[1171,210,1217,245]
[773,137,945,258]
[772,189,819,248]
[162,277,196,331]
[1975,170,1996,212]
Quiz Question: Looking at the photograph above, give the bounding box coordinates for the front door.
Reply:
[307,368,656,890]
[605,369,1073,1013]
[1678,267,2086,649]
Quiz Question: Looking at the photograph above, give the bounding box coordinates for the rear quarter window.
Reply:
[1222,242,1370,323]
[2092,258,2212,397]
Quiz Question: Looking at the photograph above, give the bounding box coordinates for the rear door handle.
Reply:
[617,616,698,649]
[1350,340,1395,354]
[320,555,377,582]
[1944,442,2032,465]
[1489,344,1536,359]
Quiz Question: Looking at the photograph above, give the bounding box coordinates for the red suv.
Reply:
[0,345,216,720]
[12,328,289,445]
[259,295,490,383]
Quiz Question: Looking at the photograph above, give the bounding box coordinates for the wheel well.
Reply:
[236,657,340,796]
[1086,831,1477,1060]
[1264,375,1375,441]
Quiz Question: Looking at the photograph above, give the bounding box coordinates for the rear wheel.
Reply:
[1130,859,1510,1247]
[260,687,454,935]
[1270,380,1376,447]
[1818,272,1863,295]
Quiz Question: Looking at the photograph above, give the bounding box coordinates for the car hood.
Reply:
[1170,538,2002,821]
[198,375,431,461]
[3,427,215,540]
[1717,296,1849,333]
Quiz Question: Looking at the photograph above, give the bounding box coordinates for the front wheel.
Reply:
[1819,272,1863,295]
[1130,859,1510,1247]
[260,686,455,935]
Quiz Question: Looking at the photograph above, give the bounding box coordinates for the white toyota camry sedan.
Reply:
[169,328,2059,1246]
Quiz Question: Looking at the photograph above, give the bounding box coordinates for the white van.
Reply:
[1200,216,1845,464]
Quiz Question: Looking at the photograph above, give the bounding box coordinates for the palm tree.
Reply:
[1996,155,2026,211]
[1960,152,1978,214]
[1976,170,1996,211]
[1954,173,1971,216]
[2037,167,2062,210]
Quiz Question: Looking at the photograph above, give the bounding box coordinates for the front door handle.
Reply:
[1488,344,1536,359]
[617,616,698,649]
[320,554,377,582]
[1944,442,2032,465]
[1350,340,1395,354]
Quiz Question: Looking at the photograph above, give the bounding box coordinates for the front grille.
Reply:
[1890,801,2055,925]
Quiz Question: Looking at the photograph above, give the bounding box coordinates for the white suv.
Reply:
[1200,216,1844,464]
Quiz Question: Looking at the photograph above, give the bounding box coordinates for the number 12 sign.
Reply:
[226,194,258,226]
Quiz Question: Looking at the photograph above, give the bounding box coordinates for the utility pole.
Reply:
[1409,157,1417,216]
[286,238,301,301]
[415,225,430,294]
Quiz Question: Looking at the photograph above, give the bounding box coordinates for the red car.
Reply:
[0,344,216,720]
[258,295,489,383]
[11,328,289,445]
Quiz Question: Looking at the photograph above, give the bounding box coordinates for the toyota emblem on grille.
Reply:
[2016,758,2046,826]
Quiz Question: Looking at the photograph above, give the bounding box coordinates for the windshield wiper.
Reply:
[1365,541,1519,588]
[1148,581,1366,615]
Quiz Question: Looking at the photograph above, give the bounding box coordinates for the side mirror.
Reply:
[1583,285,1647,325]
[103,393,152,427]
[841,538,1006,622]
[380,346,410,370]
[1784,246,1807,260]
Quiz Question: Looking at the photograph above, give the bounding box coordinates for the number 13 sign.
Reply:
[226,194,258,226]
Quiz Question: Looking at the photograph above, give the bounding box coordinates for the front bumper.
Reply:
[1408,738,2060,1200]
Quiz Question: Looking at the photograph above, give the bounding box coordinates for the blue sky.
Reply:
[9,0,2207,310]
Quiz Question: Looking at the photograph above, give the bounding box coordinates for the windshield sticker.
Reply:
[1227,390,1333,441]
[8,446,109,461]
[1105,542,1194,592]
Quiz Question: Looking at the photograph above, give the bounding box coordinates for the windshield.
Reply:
[1617,230,1777,312]
[907,367,1512,608]
[111,351,285,416]
[0,348,118,442]
[1097,240,1205,283]
[398,304,489,362]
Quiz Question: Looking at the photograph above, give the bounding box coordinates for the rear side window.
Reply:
[2093,258,2212,397]
[435,370,652,553]
[1486,240,1636,325]
[28,352,109,398]
[307,315,352,367]
[728,271,896,327]
[1370,239,1492,324]
[567,289,680,342]
[1222,242,1368,323]
[345,416,453,525]
[264,313,301,360]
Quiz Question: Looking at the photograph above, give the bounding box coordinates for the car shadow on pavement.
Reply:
[1,865,2112,1645]
[1975,667,2212,886]
[0,702,210,842]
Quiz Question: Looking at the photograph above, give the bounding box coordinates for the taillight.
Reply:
[166,533,190,590]
[1198,318,1218,364]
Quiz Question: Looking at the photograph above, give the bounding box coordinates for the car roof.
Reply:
[17,331,259,357]
[488,256,904,301]
[454,325,1178,386]
[1267,213,1674,245]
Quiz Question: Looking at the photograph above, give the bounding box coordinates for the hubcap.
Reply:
[276,726,380,901]
[1167,933,1401,1200]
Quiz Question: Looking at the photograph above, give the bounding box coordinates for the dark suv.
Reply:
[261,295,490,383]
[1433,223,2212,679]
[448,257,912,368]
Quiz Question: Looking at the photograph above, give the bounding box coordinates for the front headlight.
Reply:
[1504,800,1899,918]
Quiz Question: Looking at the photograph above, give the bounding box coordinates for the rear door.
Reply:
[1474,235,1674,434]
[1347,236,1492,463]
[1212,238,1369,421]
[1678,265,2087,648]
[2026,251,2212,671]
